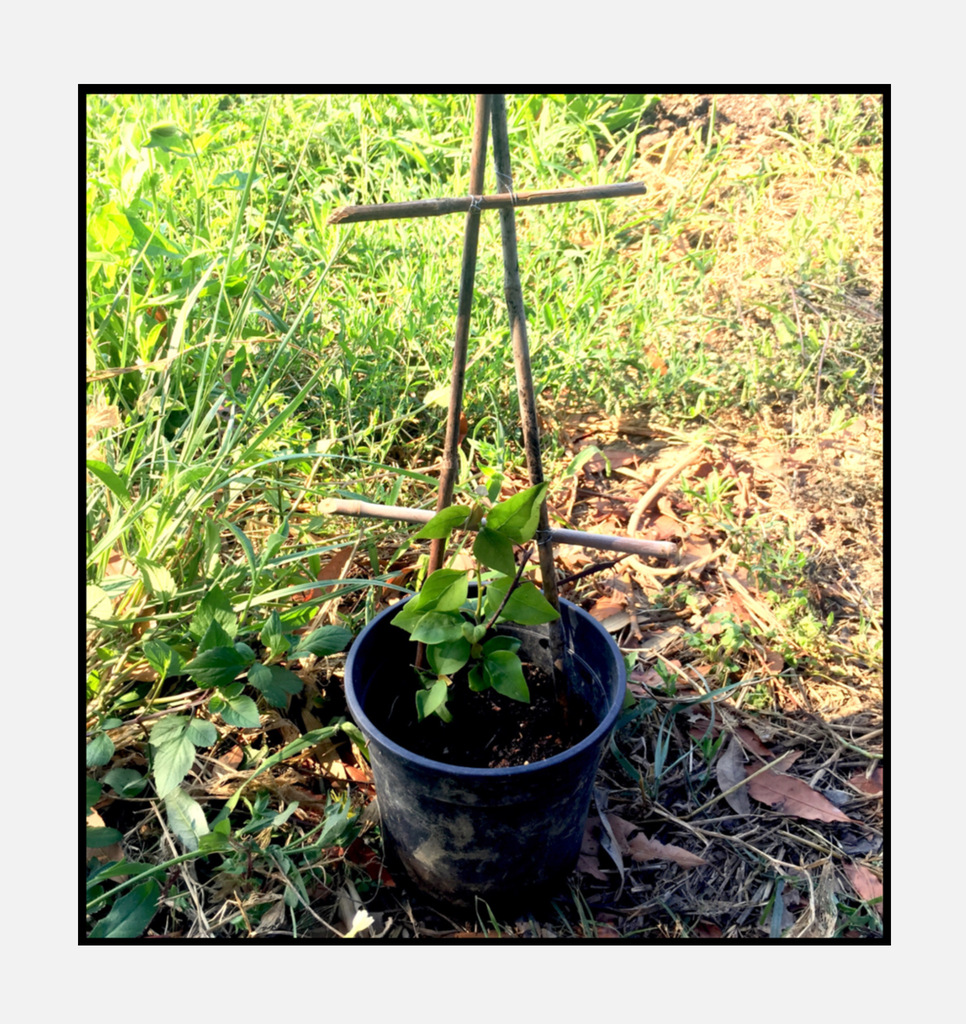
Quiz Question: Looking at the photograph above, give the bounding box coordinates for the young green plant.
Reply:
[392,482,560,723]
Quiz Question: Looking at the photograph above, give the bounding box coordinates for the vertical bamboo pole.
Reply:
[489,94,569,710]
[427,94,492,576]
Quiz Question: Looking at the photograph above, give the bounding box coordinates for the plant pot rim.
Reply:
[345,591,625,778]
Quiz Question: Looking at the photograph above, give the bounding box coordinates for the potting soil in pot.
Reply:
[366,658,595,769]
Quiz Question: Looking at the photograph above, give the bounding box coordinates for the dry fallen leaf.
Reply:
[715,736,752,815]
[734,726,773,757]
[303,545,354,602]
[606,813,708,869]
[578,817,609,880]
[746,762,853,823]
[849,766,883,796]
[588,595,625,623]
[844,863,883,904]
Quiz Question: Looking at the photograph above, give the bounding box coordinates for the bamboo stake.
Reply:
[489,93,569,707]
[327,180,646,225]
[427,93,490,578]
[318,498,679,561]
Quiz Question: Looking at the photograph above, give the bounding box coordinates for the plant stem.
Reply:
[483,546,534,632]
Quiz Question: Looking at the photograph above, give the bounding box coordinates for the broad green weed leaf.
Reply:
[213,169,260,191]
[213,692,260,729]
[137,558,177,603]
[143,640,182,681]
[197,619,234,654]
[198,831,232,853]
[86,777,102,816]
[189,586,237,642]
[87,732,114,767]
[260,610,289,660]
[249,663,303,707]
[87,826,124,848]
[149,718,194,797]
[414,505,470,539]
[473,527,516,577]
[185,718,217,748]
[164,787,209,851]
[89,879,160,939]
[484,650,530,703]
[88,202,135,254]
[102,768,147,798]
[484,482,548,543]
[185,645,252,688]
[86,585,114,622]
[292,625,353,658]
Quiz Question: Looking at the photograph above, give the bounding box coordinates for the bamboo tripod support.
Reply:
[324,95,673,688]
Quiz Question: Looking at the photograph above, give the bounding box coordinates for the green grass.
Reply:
[85,92,884,940]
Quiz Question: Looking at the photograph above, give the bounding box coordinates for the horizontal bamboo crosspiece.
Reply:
[319,498,679,562]
[328,180,646,225]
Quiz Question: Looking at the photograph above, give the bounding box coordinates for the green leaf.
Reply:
[426,637,471,676]
[142,640,182,682]
[486,578,561,625]
[415,678,450,721]
[102,768,147,798]
[89,879,160,939]
[409,568,469,612]
[137,558,177,603]
[164,787,209,851]
[473,527,517,577]
[292,625,353,658]
[462,622,487,644]
[484,482,548,543]
[467,664,489,692]
[260,610,289,660]
[149,718,195,797]
[86,777,102,816]
[86,732,115,768]
[408,611,467,645]
[249,663,304,707]
[86,585,114,623]
[88,202,135,254]
[185,718,218,748]
[484,650,530,703]
[413,505,471,539]
[185,645,252,688]
[198,831,232,853]
[189,586,237,643]
[196,618,234,655]
[87,460,132,504]
[86,826,124,847]
[482,635,522,657]
[213,692,260,729]
[390,600,428,635]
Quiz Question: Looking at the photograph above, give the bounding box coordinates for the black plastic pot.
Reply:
[344,588,626,909]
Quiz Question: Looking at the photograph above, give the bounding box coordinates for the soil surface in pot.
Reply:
[373,662,596,769]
